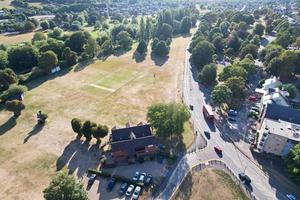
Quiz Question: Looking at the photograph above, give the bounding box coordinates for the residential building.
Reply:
[110,123,158,163]
[257,104,300,156]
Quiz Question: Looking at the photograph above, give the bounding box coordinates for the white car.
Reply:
[138,173,146,183]
[125,185,135,197]
[132,186,141,200]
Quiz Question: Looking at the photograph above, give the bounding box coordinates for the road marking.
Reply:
[89,84,115,92]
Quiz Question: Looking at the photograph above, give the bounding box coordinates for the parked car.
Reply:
[145,174,153,186]
[286,194,297,200]
[132,186,142,200]
[238,173,251,185]
[125,185,135,197]
[119,182,128,195]
[139,172,146,183]
[107,177,117,192]
[214,146,223,153]
[248,95,257,101]
[189,104,194,110]
[249,110,259,115]
[228,117,237,122]
[228,109,238,116]
[204,131,210,139]
[132,172,140,182]
[250,107,259,112]
[88,174,97,186]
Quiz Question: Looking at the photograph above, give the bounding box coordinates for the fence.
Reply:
[171,159,257,200]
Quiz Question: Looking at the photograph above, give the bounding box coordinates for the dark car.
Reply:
[204,131,210,139]
[107,177,117,192]
[119,182,128,195]
[145,174,153,186]
[228,117,237,122]
[88,174,97,186]
[228,109,238,116]
[189,104,194,110]
[239,173,251,185]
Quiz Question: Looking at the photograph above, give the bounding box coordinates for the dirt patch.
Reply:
[172,168,249,200]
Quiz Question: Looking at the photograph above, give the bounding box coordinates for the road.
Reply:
[155,44,295,200]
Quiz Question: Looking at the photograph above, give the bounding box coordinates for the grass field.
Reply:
[0,32,36,45]
[0,34,192,199]
[0,0,12,8]
[173,168,249,200]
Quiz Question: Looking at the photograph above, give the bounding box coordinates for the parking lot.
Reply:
[83,161,168,200]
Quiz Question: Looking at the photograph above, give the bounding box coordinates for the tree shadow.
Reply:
[25,67,73,91]
[56,138,101,178]
[150,52,169,66]
[172,171,193,200]
[132,51,146,63]
[0,116,16,136]
[73,59,95,72]
[23,123,44,143]
[113,48,131,57]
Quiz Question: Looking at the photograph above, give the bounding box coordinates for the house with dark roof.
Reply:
[110,123,158,163]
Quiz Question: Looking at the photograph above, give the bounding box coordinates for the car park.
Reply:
[107,177,117,192]
[239,173,251,185]
[145,174,153,186]
[132,172,140,182]
[228,109,238,116]
[125,185,135,197]
[119,182,128,195]
[139,172,146,183]
[87,174,97,186]
[132,186,142,200]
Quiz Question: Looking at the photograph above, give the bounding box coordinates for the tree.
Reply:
[225,76,246,100]
[62,47,77,67]
[71,118,82,137]
[282,84,297,99]
[38,51,58,73]
[84,37,98,58]
[91,124,108,142]
[267,57,282,76]
[116,31,133,50]
[66,31,87,53]
[276,31,292,48]
[0,68,17,91]
[8,45,38,73]
[147,103,190,137]
[138,17,146,41]
[218,65,247,81]
[48,28,63,39]
[158,23,173,40]
[237,58,256,76]
[285,144,300,184]
[212,35,225,53]
[100,39,113,56]
[191,41,215,69]
[198,63,217,85]
[24,21,35,32]
[32,32,47,43]
[5,100,25,117]
[240,43,259,59]
[227,31,241,52]
[80,120,95,140]
[136,40,147,55]
[0,50,8,69]
[211,84,232,106]
[180,16,191,34]
[43,172,88,200]
[153,40,169,57]
[253,23,265,37]
[0,84,27,102]
[40,21,49,30]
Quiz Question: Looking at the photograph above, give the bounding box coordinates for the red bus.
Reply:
[203,104,214,121]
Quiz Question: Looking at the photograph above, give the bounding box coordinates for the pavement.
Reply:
[154,41,300,200]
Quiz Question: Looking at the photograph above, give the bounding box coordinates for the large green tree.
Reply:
[211,84,232,106]
[116,31,133,50]
[191,41,215,69]
[43,172,88,200]
[198,63,217,85]
[147,103,190,137]
[225,76,246,100]
[180,16,192,34]
[0,68,17,91]
[136,40,147,55]
[253,23,265,37]
[5,100,25,117]
[153,40,170,57]
[285,144,300,184]
[0,50,8,69]
[66,31,87,53]
[71,118,82,137]
[38,50,58,73]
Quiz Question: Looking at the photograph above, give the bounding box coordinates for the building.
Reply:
[261,88,290,107]
[257,104,300,156]
[110,123,158,163]
[255,77,281,96]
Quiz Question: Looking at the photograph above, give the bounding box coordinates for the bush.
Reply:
[0,84,27,102]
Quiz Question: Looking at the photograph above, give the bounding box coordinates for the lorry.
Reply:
[203,104,214,122]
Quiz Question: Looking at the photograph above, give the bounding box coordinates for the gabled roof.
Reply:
[111,124,152,142]
[264,104,300,124]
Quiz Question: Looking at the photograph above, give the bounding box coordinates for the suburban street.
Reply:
[155,42,298,200]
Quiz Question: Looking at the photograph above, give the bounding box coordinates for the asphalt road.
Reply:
[155,44,294,200]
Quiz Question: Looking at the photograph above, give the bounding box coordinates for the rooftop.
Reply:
[111,124,152,142]
[264,104,300,124]
[261,118,300,142]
